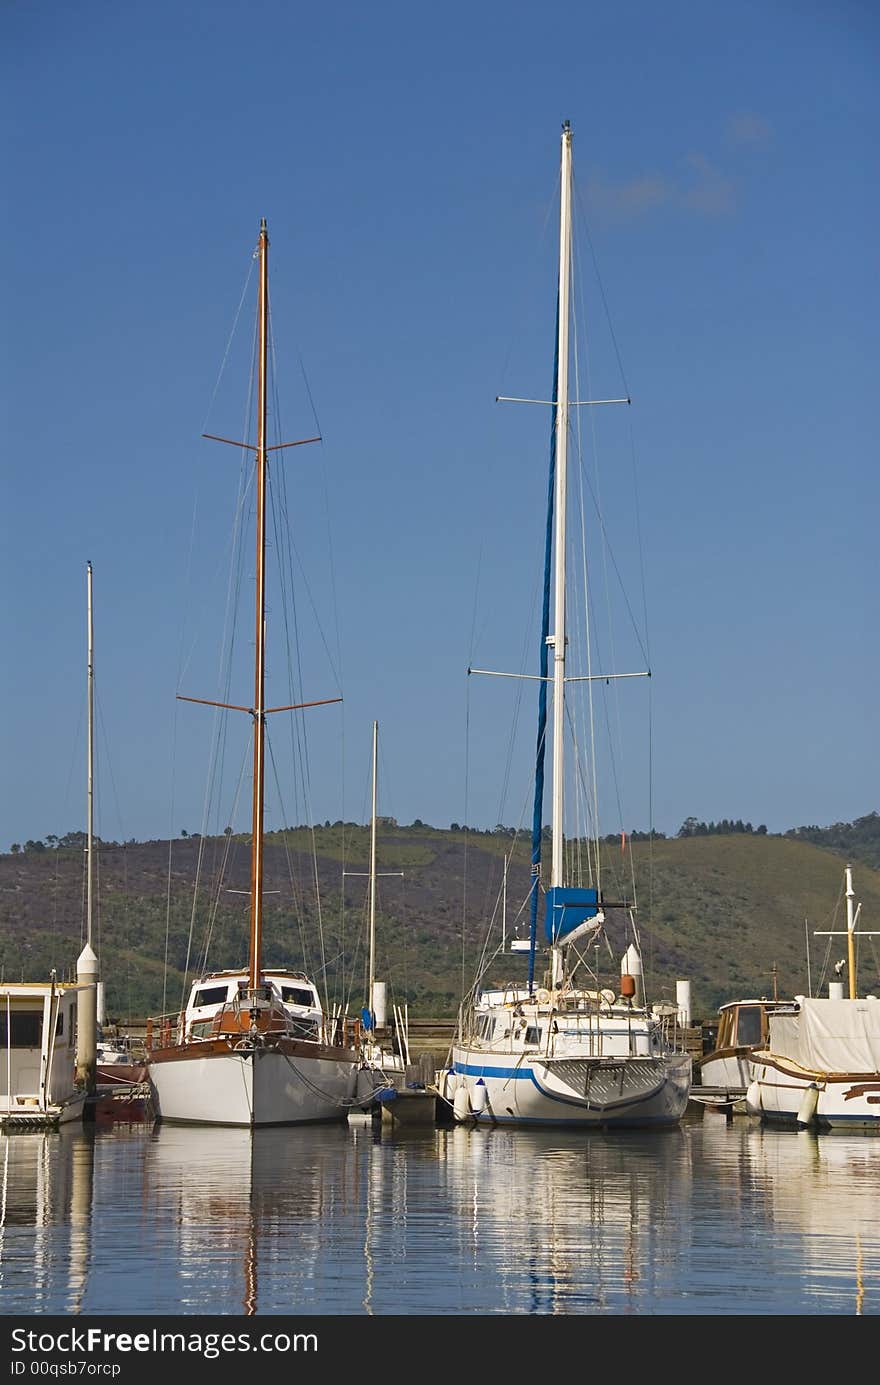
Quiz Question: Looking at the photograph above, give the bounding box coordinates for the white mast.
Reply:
[368,719,378,1017]
[551,123,573,921]
[86,560,94,950]
[550,122,572,894]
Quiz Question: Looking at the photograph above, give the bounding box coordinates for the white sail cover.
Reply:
[768,997,880,1073]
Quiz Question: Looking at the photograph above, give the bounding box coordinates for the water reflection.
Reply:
[0,1128,95,1314]
[144,1121,361,1315]
[428,1123,694,1315]
[0,1114,876,1314]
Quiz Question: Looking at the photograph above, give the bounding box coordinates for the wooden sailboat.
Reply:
[146,220,361,1127]
[449,124,691,1128]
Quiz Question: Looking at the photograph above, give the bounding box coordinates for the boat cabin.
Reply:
[714,999,774,1053]
[182,969,323,1042]
[0,981,84,1128]
[470,985,662,1058]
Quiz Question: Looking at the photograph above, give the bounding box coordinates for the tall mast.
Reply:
[249,218,269,992]
[550,122,572,893]
[86,560,94,950]
[368,720,378,1016]
[845,864,856,1000]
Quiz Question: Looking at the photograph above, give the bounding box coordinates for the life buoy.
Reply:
[536,988,551,1006]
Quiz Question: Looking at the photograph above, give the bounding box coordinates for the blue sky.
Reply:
[2,0,877,851]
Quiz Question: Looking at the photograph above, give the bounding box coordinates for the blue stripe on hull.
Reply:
[453,1062,535,1080]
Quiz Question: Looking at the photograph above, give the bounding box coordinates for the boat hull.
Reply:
[746,1055,880,1130]
[0,1091,87,1131]
[695,1050,754,1091]
[148,1039,358,1127]
[450,1047,691,1128]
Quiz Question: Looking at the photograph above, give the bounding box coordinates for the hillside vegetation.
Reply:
[1,816,879,1026]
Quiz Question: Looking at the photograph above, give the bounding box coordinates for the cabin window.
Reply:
[281,986,315,1007]
[0,1011,43,1047]
[524,1026,541,1046]
[189,1021,214,1039]
[474,1015,493,1041]
[736,1006,764,1047]
[193,985,229,1008]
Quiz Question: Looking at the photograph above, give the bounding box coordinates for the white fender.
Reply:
[745,1078,763,1116]
[471,1078,488,1115]
[796,1081,820,1128]
[453,1086,471,1123]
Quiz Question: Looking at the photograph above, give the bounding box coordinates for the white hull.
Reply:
[149,1046,357,1127]
[0,1091,87,1130]
[746,1056,880,1131]
[451,1046,691,1128]
[696,1052,753,1091]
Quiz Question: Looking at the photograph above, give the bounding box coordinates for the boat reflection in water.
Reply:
[1,1116,878,1314]
[426,1124,694,1314]
[144,1120,696,1316]
[0,1128,95,1313]
[739,1119,877,1314]
[144,1121,362,1314]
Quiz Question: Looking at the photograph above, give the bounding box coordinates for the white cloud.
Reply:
[683,153,736,216]
[727,112,773,147]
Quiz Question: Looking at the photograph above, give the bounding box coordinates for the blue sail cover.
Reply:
[545,887,601,944]
[526,294,560,993]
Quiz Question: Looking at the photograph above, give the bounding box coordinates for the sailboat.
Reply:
[449,124,692,1128]
[746,865,880,1129]
[145,220,361,1127]
[350,722,404,1100]
[346,723,436,1124]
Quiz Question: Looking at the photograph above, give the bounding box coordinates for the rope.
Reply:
[280,1050,360,1109]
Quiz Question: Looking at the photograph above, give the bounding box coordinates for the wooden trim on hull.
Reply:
[147,1036,358,1065]
[694,1044,756,1071]
[753,1053,880,1084]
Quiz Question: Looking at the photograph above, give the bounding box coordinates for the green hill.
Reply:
[1,821,878,1026]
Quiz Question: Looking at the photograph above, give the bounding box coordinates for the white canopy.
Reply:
[768,996,880,1073]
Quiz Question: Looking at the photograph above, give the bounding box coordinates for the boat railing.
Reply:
[327,1015,362,1051]
[145,1013,183,1051]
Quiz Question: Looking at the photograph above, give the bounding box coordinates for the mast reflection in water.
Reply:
[0,1115,878,1315]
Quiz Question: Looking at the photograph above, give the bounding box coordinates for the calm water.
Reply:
[0,1110,877,1316]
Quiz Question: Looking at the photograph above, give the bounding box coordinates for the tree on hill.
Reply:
[677,818,765,838]
[784,811,880,869]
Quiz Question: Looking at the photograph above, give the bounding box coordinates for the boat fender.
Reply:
[744,1078,762,1116]
[472,1078,488,1115]
[452,1086,471,1123]
[536,988,551,1006]
[796,1081,820,1129]
[442,1069,459,1101]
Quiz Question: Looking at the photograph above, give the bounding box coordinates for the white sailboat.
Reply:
[146,220,361,1127]
[746,865,880,1129]
[449,123,691,1128]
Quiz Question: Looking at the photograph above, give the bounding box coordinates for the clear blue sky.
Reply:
[2,0,877,851]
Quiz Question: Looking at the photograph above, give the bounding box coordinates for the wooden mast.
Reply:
[187,220,334,999]
[249,218,269,993]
